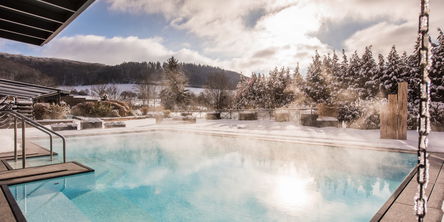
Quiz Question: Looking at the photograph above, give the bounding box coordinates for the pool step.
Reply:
[0,162,94,185]
[13,185,91,222]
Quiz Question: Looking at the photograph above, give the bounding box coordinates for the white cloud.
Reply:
[41,35,223,66]
[336,0,444,56]
[101,0,444,74]
[344,21,417,56]
[100,0,334,74]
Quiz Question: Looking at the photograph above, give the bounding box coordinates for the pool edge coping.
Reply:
[370,165,418,221]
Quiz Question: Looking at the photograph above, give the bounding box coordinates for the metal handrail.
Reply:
[0,110,66,168]
[7,112,54,161]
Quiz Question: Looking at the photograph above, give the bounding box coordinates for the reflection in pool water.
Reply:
[10,132,416,222]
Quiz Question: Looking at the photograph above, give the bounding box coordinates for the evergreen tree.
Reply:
[274,67,293,108]
[360,46,378,100]
[160,57,190,110]
[293,63,304,86]
[431,28,444,102]
[304,51,332,104]
[376,53,386,95]
[292,63,306,104]
[399,51,410,82]
[346,51,361,100]
[330,51,341,95]
[254,73,267,108]
[246,73,259,108]
[406,38,422,106]
[335,50,349,92]
[381,46,403,96]
[234,76,249,108]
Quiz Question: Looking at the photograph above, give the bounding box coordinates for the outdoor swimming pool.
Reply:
[9,132,416,221]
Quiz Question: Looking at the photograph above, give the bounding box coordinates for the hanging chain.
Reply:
[415,0,431,221]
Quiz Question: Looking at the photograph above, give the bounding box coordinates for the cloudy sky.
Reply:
[0,0,443,75]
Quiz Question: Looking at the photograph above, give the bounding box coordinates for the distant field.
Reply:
[58,84,206,95]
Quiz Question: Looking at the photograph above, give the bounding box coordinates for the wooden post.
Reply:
[397,82,408,139]
[380,103,388,139]
[387,94,398,139]
[380,82,408,140]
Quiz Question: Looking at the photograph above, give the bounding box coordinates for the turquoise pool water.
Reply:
[9,132,416,222]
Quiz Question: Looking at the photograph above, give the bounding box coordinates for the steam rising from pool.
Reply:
[13,132,416,222]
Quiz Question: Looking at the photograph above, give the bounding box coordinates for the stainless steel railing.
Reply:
[0,110,66,168]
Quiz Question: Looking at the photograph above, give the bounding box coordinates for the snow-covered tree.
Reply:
[292,63,306,104]
[330,51,341,95]
[259,67,293,108]
[431,28,444,103]
[406,38,422,103]
[273,67,293,108]
[293,63,304,86]
[360,46,378,100]
[339,49,349,89]
[234,68,293,109]
[254,73,267,108]
[381,46,403,96]
[233,76,249,108]
[160,57,190,110]
[376,53,385,95]
[345,51,361,100]
[304,51,332,104]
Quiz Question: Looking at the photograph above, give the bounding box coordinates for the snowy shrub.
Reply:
[140,106,149,115]
[33,103,70,120]
[72,102,113,117]
[337,101,362,124]
[337,99,383,129]
[364,113,380,129]
[71,101,131,117]
[101,100,132,116]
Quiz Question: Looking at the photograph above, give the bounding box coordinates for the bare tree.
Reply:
[136,74,157,106]
[120,91,138,105]
[91,84,120,100]
[136,83,152,106]
[203,73,232,110]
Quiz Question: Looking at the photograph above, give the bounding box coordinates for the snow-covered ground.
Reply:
[1,119,443,154]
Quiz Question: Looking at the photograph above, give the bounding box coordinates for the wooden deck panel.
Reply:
[0,162,94,185]
[0,160,10,172]
[0,142,56,160]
